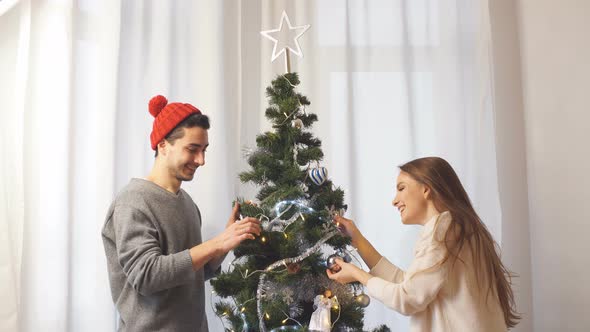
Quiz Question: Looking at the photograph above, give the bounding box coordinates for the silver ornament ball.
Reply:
[326,254,342,273]
[355,293,370,308]
[336,250,352,263]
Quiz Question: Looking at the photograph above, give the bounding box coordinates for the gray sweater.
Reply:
[102,178,218,332]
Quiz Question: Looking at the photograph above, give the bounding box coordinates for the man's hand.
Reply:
[226,202,241,228]
[216,202,261,254]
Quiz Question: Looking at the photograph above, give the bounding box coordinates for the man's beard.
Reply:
[174,164,196,182]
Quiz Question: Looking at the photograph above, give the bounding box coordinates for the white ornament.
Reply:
[291,118,303,129]
[308,295,337,332]
[309,166,328,186]
[299,183,308,193]
[260,11,311,73]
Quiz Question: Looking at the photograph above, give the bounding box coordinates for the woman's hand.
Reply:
[333,215,362,247]
[326,258,372,285]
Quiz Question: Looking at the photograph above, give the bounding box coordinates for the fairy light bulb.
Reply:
[261,236,267,243]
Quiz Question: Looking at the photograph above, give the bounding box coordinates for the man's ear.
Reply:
[157,140,167,156]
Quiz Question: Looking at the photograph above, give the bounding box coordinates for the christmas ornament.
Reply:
[260,10,311,73]
[291,118,303,129]
[309,166,328,186]
[288,302,303,318]
[327,204,347,219]
[299,183,308,193]
[282,288,295,304]
[336,249,352,263]
[308,291,338,332]
[287,263,301,274]
[326,254,342,273]
[355,293,370,308]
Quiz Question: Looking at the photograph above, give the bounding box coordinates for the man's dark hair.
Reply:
[155,113,210,157]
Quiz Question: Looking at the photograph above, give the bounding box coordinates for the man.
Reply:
[102,95,261,331]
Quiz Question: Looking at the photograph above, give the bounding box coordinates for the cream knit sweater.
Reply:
[366,211,507,332]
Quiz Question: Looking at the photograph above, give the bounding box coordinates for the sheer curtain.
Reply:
[1,0,121,330]
[260,0,500,330]
[1,0,501,331]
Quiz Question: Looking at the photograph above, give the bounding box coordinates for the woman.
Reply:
[327,157,519,331]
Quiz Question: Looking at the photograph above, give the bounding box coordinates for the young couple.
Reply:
[103,95,518,331]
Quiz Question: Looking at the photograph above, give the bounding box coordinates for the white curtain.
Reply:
[0,0,501,331]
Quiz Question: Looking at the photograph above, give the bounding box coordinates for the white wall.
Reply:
[517,0,590,331]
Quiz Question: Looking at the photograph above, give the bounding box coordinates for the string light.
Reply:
[261,236,267,243]
[332,296,339,310]
[331,296,341,328]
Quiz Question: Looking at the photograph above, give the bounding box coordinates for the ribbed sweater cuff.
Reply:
[177,249,195,276]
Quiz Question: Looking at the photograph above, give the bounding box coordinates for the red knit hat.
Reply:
[149,95,201,150]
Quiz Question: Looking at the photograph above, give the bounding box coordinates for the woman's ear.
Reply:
[423,185,431,200]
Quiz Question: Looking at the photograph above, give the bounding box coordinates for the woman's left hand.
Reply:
[326,258,372,285]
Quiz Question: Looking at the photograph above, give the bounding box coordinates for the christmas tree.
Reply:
[210,72,389,332]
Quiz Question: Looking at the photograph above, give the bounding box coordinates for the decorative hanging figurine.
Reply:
[308,290,338,332]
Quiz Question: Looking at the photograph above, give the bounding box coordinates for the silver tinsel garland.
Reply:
[257,230,339,332]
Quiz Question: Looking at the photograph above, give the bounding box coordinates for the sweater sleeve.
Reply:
[113,204,195,296]
[204,258,223,280]
[369,257,405,283]
[195,204,222,281]
[366,241,449,316]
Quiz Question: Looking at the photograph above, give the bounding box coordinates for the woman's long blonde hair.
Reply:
[400,157,520,328]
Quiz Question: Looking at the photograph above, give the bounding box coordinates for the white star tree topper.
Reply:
[260,11,311,73]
